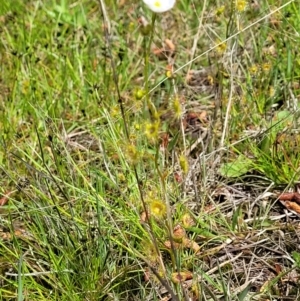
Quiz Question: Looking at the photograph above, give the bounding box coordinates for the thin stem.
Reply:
[143,13,157,118]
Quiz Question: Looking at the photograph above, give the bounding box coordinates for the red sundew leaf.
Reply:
[181,213,195,228]
[174,172,182,183]
[199,110,208,123]
[160,132,169,149]
[0,190,14,206]
[172,224,186,242]
[164,240,181,249]
[204,204,216,213]
[144,267,151,282]
[185,112,199,123]
[274,263,282,275]
[278,192,294,201]
[152,39,176,60]
[137,16,149,27]
[183,238,201,253]
[279,192,300,204]
[165,39,175,52]
[171,271,193,283]
[140,211,149,223]
[152,47,164,57]
[0,196,8,206]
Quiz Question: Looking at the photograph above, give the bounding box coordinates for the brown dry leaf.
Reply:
[280,200,300,214]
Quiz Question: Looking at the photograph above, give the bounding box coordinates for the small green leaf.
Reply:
[237,284,251,301]
[168,131,179,151]
[292,251,300,267]
[186,227,216,239]
[219,155,252,178]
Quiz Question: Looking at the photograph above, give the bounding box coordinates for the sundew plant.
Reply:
[1,0,300,300]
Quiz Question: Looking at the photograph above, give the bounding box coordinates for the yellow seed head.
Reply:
[235,0,247,12]
[249,64,258,75]
[215,40,227,54]
[171,97,183,120]
[117,173,126,182]
[134,89,146,100]
[179,154,189,175]
[141,239,159,263]
[269,86,275,97]
[128,22,135,33]
[215,5,225,15]
[262,62,271,72]
[149,200,166,219]
[145,121,160,141]
[111,105,119,118]
[125,144,139,164]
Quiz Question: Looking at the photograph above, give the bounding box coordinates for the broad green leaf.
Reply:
[219,155,252,178]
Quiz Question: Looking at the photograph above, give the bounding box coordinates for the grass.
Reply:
[1,0,300,300]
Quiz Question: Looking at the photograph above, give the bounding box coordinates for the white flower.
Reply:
[143,0,176,13]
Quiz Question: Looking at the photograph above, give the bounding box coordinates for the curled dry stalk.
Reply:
[97,0,177,299]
